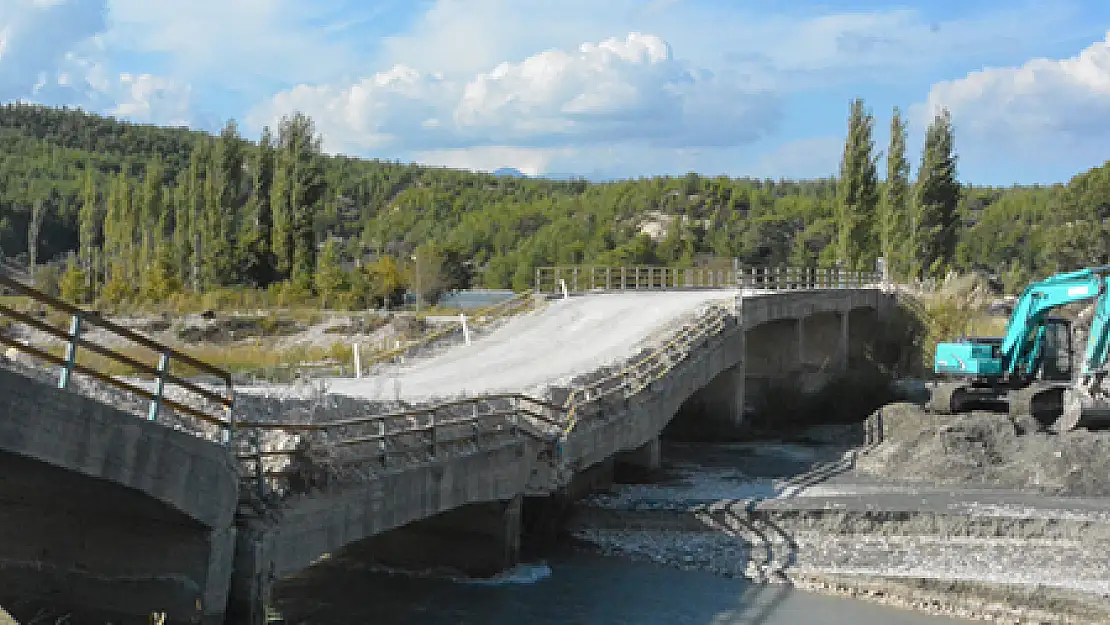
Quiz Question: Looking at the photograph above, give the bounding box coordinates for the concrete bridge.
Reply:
[0,267,896,624]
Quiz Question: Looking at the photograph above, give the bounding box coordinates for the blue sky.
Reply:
[3,0,1110,185]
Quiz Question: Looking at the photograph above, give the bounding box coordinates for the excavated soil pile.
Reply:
[856,402,1110,496]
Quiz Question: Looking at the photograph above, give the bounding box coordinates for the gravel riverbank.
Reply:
[567,407,1110,624]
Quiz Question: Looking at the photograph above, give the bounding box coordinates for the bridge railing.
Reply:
[362,289,540,371]
[534,264,882,295]
[0,273,236,443]
[559,301,737,437]
[235,393,565,499]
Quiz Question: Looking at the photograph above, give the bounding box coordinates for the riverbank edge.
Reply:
[791,573,1108,624]
[567,506,1110,624]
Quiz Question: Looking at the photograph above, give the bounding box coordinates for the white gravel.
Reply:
[237,290,740,401]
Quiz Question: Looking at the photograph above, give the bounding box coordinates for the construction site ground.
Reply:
[569,402,1110,624]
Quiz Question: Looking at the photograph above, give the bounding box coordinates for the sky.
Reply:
[3,0,1110,185]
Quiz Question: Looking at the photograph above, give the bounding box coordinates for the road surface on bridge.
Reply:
[239,290,741,402]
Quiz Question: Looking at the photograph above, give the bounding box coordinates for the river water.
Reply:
[274,553,972,625]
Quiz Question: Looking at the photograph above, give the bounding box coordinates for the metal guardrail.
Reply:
[0,273,236,443]
[362,289,540,369]
[535,264,882,295]
[236,393,565,498]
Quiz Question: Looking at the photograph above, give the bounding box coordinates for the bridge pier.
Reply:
[840,309,850,370]
[333,495,524,579]
[616,436,661,471]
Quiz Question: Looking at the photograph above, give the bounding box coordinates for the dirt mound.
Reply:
[856,402,1110,496]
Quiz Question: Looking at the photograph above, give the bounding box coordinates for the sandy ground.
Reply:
[237,290,739,402]
[568,416,1110,624]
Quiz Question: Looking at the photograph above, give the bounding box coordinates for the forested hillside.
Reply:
[0,102,1107,310]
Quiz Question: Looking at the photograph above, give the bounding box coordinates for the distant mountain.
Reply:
[490,167,613,182]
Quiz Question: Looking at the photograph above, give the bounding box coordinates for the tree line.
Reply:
[0,102,1106,310]
[834,100,960,279]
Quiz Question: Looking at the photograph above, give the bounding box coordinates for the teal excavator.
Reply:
[929,266,1110,431]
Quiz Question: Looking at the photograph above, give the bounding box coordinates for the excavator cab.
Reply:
[1036,316,1074,382]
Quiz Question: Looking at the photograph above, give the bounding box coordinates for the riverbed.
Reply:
[273,553,973,625]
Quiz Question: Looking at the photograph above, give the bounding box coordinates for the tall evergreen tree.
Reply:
[77,167,101,289]
[880,106,911,279]
[915,107,961,278]
[283,113,326,288]
[137,160,165,272]
[835,98,880,272]
[27,198,44,277]
[270,144,293,279]
[241,125,276,286]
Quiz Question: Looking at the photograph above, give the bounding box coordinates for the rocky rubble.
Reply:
[856,402,1110,496]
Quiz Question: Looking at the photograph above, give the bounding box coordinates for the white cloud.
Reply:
[248,32,780,160]
[917,31,1110,145]
[374,0,1079,91]
[103,0,371,88]
[110,72,193,126]
[0,0,107,99]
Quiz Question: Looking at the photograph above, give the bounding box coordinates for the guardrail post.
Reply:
[147,350,170,421]
[57,313,82,389]
[252,428,265,500]
[222,382,235,446]
[429,410,437,459]
[459,313,472,345]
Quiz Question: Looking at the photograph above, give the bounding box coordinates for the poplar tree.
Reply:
[241,125,276,286]
[880,107,911,279]
[915,107,961,278]
[77,167,100,290]
[137,160,164,271]
[835,98,880,272]
[270,145,293,279]
[271,113,325,288]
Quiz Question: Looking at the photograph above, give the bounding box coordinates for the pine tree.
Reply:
[835,98,880,272]
[915,107,961,278]
[880,107,911,279]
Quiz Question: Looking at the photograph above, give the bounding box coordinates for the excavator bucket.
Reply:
[1056,386,1110,432]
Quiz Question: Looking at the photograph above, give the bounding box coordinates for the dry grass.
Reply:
[39,340,361,379]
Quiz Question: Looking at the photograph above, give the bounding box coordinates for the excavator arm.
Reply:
[1000,267,1110,377]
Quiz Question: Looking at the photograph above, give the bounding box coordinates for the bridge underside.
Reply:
[0,451,235,625]
[661,306,880,439]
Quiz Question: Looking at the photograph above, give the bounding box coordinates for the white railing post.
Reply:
[354,342,362,378]
[460,313,472,345]
[559,279,569,300]
[147,350,170,421]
